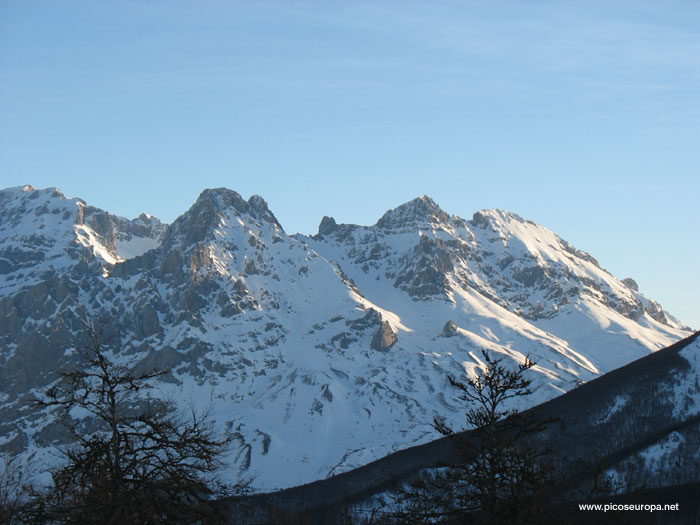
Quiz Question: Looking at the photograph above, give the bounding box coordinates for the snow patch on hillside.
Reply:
[115,236,160,259]
[673,338,700,418]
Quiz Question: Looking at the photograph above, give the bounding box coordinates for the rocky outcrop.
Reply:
[622,277,639,291]
[441,320,458,337]
[393,235,453,300]
[318,216,337,236]
[371,321,397,350]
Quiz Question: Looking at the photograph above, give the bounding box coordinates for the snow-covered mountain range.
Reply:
[0,185,691,491]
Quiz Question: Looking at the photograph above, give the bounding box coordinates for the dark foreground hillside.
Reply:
[224,331,700,524]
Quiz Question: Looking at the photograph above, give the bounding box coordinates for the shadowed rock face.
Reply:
[318,216,337,236]
[441,320,458,337]
[623,277,639,291]
[393,235,454,300]
[0,186,691,492]
[371,321,397,351]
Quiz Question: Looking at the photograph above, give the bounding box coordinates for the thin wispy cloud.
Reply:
[320,1,700,101]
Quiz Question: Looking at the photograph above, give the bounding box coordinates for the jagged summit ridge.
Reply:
[304,195,685,329]
[164,188,282,248]
[314,195,450,239]
[376,195,450,230]
[0,185,166,296]
[470,208,527,228]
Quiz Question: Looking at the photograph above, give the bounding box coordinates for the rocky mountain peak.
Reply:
[134,212,161,226]
[622,277,639,291]
[470,208,527,230]
[0,186,167,295]
[376,195,450,230]
[0,185,81,248]
[1,185,69,211]
[317,216,338,236]
[246,194,282,230]
[163,188,283,249]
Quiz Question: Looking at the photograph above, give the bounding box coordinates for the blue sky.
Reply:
[1,0,698,328]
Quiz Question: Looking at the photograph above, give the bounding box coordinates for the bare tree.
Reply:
[29,323,242,524]
[0,454,35,524]
[391,349,553,524]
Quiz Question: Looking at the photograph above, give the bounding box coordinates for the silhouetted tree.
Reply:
[0,454,34,524]
[391,349,553,524]
[29,323,241,524]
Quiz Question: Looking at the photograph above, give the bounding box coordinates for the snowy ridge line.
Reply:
[0,185,692,491]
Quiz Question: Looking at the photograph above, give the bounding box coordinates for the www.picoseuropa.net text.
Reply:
[578,502,679,513]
